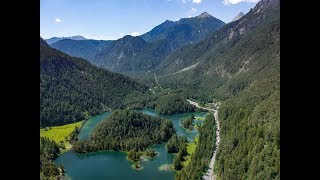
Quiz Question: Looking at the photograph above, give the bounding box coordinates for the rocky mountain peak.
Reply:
[232,12,244,22]
[197,12,213,18]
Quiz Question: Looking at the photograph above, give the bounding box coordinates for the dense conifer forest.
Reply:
[73,109,175,153]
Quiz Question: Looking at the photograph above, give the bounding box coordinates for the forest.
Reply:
[154,93,195,115]
[73,109,175,153]
[40,38,147,127]
[40,137,63,179]
[175,113,216,179]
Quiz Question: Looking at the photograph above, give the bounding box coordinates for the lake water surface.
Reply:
[55,109,207,180]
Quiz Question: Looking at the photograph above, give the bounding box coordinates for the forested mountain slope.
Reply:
[152,0,280,179]
[155,0,279,102]
[51,39,112,62]
[40,38,147,127]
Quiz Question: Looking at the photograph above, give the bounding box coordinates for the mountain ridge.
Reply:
[40,37,147,126]
[45,35,87,44]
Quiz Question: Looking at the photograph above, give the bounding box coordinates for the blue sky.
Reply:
[40,0,259,40]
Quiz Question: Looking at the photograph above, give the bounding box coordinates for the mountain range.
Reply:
[45,35,87,44]
[41,0,280,178]
[50,12,225,73]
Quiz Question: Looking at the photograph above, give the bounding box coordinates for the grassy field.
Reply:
[182,137,198,167]
[194,116,205,121]
[40,121,83,152]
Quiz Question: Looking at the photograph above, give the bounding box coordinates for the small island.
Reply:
[181,115,195,130]
[73,109,175,168]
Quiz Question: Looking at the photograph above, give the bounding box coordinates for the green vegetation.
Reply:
[181,115,195,130]
[182,137,198,167]
[176,113,216,179]
[40,137,61,179]
[155,93,195,115]
[73,109,175,153]
[167,134,188,153]
[173,143,188,170]
[145,148,158,158]
[40,121,83,152]
[128,149,142,162]
[215,74,280,179]
[40,38,147,127]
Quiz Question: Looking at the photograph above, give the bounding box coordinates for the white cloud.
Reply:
[55,18,62,23]
[189,8,197,13]
[131,32,141,36]
[223,0,259,5]
[192,0,203,4]
[187,8,197,17]
[182,0,191,3]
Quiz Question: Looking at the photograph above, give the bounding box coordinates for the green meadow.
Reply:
[40,121,83,152]
[182,137,198,167]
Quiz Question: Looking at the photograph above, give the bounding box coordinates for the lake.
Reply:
[55,109,207,180]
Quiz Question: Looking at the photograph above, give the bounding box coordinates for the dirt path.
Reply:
[187,99,220,180]
[153,72,163,90]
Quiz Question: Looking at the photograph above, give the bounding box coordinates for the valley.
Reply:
[40,0,280,179]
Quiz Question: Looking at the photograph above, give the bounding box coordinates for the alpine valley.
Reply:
[40,0,280,179]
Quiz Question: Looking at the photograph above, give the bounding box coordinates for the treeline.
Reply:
[40,38,147,127]
[167,134,188,153]
[155,93,195,115]
[40,137,63,179]
[125,89,198,116]
[176,113,216,179]
[166,134,189,170]
[73,109,175,153]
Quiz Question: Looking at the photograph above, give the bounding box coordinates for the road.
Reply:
[187,99,220,180]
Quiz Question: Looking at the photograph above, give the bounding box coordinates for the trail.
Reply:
[154,72,164,90]
[187,99,220,180]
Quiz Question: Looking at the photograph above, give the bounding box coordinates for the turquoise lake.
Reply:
[55,109,207,180]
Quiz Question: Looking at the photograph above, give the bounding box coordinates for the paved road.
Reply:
[187,99,220,180]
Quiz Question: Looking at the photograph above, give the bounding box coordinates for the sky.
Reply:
[40,0,259,40]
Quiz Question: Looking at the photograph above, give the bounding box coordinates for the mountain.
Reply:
[51,14,225,74]
[45,35,86,44]
[232,12,244,22]
[51,39,113,62]
[93,35,180,73]
[141,12,226,46]
[40,38,147,127]
[148,0,280,179]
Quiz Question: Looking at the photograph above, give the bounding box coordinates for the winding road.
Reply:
[187,99,220,180]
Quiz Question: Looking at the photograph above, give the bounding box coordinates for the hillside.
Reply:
[154,0,279,101]
[51,39,112,62]
[151,0,279,179]
[40,38,147,127]
[93,35,180,73]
